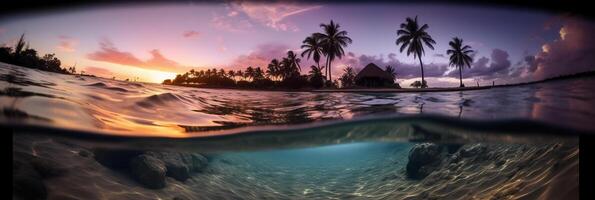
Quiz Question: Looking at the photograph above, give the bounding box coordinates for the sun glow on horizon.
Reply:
[146,70,178,83]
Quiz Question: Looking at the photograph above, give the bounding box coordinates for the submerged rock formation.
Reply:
[406,143,446,179]
[130,155,167,189]
[91,149,209,189]
[13,151,69,200]
[144,151,208,182]
[402,142,578,199]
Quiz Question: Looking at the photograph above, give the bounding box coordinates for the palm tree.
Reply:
[301,35,324,75]
[280,51,301,80]
[286,51,301,72]
[227,70,236,81]
[447,37,474,87]
[14,33,27,58]
[385,65,397,81]
[396,16,436,88]
[218,69,226,77]
[308,65,325,88]
[236,70,244,81]
[245,66,254,81]
[267,59,281,81]
[315,20,352,81]
[253,67,265,80]
[308,65,324,78]
[339,67,356,88]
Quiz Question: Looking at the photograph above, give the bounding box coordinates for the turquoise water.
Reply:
[4,63,586,199]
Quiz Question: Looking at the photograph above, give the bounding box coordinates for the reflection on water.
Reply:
[2,63,595,137]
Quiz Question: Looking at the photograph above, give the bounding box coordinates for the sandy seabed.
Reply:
[13,133,578,200]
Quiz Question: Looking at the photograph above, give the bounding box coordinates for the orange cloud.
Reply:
[87,39,188,73]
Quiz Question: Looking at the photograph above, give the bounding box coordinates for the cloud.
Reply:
[56,35,78,52]
[87,39,188,72]
[83,66,114,78]
[182,30,201,38]
[444,48,512,80]
[211,11,254,32]
[228,43,292,69]
[336,52,449,80]
[212,2,321,32]
[530,17,595,79]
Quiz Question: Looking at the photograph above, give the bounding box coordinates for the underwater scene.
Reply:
[2,1,593,200]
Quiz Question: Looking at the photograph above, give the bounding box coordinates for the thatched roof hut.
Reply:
[354,63,395,87]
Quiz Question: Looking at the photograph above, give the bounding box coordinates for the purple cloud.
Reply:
[531,17,595,79]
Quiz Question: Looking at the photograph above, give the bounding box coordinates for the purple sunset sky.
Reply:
[0,2,593,86]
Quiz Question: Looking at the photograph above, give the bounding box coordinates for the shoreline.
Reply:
[164,70,595,93]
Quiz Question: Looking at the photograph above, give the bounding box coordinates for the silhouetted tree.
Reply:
[227,70,236,81]
[253,67,265,80]
[396,16,435,88]
[0,47,11,62]
[308,65,325,88]
[280,51,301,80]
[301,35,324,73]
[339,67,356,88]
[385,65,397,81]
[410,80,427,88]
[245,66,255,81]
[267,59,281,81]
[0,33,70,74]
[447,37,474,87]
[314,20,352,81]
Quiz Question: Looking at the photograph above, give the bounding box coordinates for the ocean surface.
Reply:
[4,63,589,199]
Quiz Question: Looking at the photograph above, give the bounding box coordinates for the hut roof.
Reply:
[355,63,393,81]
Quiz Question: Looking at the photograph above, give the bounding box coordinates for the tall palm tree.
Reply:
[315,20,352,81]
[447,37,474,87]
[396,16,436,88]
[301,35,324,75]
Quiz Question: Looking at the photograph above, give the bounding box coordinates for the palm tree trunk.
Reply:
[328,59,332,81]
[459,66,463,87]
[418,56,426,88]
[325,57,329,81]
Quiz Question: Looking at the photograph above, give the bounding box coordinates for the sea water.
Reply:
[4,63,587,199]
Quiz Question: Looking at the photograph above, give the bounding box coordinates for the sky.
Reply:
[0,2,594,86]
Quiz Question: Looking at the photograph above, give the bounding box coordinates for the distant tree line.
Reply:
[163,51,333,89]
[0,34,73,74]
